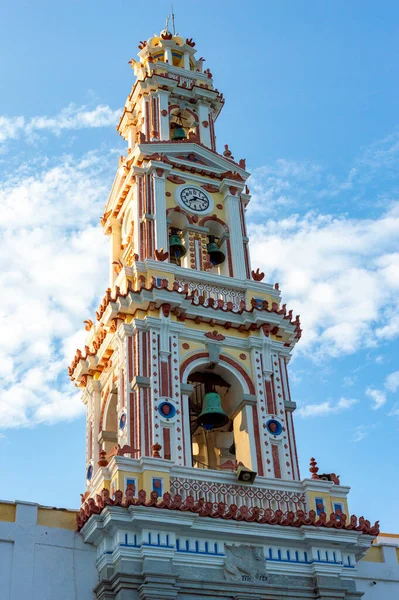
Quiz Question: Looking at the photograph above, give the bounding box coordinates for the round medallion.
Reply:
[87,464,93,481]
[158,401,176,419]
[119,412,127,430]
[266,419,282,436]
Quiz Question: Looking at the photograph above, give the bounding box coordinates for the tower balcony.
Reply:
[169,464,307,514]
[88,455,351,521]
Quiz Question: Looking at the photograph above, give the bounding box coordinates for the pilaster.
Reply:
[222,186,247,280]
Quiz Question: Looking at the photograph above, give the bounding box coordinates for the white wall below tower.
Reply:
[355,534,399,599]
[0,500,97,600]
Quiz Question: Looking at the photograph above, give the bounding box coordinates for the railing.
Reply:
[175,278,245,311]
[170,472,307,514]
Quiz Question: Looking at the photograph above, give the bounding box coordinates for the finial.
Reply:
[309,457,320,479]
[98,449,109,467]
[152,443,162,458]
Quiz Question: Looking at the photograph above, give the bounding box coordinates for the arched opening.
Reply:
[169,107,196,141]
[186,362,253,471]
[167,210,189,266]
[204,219,229,277]
[102,391,118,453]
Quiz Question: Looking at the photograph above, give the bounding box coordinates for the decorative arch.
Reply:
[185,108,198,122]
[166,206,194,225]
[199,214,229,233]
[180,350,255,395]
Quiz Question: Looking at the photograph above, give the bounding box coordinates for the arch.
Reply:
[199,214,229,233]
[185,108,198,122]
[103,391,118,433]
[180,351,257,472]
[180,351,255,395]
[166,206,194,225]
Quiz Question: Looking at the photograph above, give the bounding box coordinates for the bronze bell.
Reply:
[169,229,186,261]
[207,235,225,266]
[197,392,229,431]
[171,124,187,140]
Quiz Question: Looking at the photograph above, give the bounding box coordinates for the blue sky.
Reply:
[0,1,398,530]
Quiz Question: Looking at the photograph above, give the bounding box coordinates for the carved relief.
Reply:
[224,545,267,582]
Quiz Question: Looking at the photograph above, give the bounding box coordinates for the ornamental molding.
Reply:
[77,487,379,537]
[135,141,249,179]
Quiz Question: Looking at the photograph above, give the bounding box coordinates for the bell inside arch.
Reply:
[197,391,229,431]
[169,228,186,261]
[207,235,225,266]
[171,122,187,140]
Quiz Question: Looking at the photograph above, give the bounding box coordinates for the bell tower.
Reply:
[71,21,378,600]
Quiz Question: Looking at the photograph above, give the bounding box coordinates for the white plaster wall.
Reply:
[0,501,97,600]
[355,544,399,599]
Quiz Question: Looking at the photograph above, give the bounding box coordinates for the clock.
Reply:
[175,184,213,214]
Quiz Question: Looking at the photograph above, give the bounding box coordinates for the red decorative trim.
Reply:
[272,444,282,479]
[167,174,186,184]
[182,343,190,350]
[291,412,300,479]
[129,392,135,449]
[286,411,296,481]
[265,381,274,414]
[161,361,169,397]
[204,330,225,341]
[252,405,264,476]
[201,183,219,193]
[77,488,380,536]
[128,336,133,381]
[219,354,256,395]
[163,428,171,460]
[180,352,208,380]
[69,283,301,379]
[166,205,193,224]
[199,214,229,232]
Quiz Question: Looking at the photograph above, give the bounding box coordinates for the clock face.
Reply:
[179,186,210,212]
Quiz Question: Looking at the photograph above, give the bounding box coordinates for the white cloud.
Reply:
[365,387,387,410]
[248,203,399,359]
[388,405,399,417]
[353,424,375,442]
[0,150,113,428]
[0,104,120,145]
[297,397,358,418]
[385,371,399,393]
[343,375,357,387]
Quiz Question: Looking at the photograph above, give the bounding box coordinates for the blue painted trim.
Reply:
[141,532,174,549]
[266,548,342,566]
[176,538,224,556]
[120,533,140,548]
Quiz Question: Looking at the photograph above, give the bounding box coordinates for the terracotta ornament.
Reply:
[77,487,380,536]
[251,268,265,282]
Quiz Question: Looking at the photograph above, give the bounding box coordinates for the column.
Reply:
[198,104,211,148]
[88,379,102,477]
[223,188,247,279]
[152,169,168,253]
[157,90,170,140]
[109,217,121,285]
[183,52,190,70]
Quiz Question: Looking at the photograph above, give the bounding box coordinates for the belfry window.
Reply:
[169,108,196,141]
[189,371,233,470]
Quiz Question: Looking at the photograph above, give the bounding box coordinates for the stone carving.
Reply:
[224,545,267,582]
